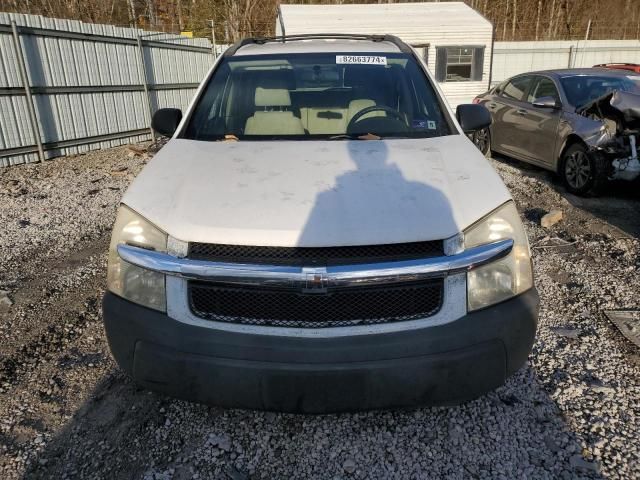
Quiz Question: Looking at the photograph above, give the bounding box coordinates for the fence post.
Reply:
[10,20,45,163]
[210,20,217,59]
[567,45,574,68]
[136,34,156,142]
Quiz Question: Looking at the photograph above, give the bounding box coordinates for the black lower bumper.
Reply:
[102,289,539,413]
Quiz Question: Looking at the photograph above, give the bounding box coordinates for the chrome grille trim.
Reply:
[117,238,513,289]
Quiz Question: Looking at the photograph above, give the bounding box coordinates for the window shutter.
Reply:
[472,47,485,81]
[435,47,447,82]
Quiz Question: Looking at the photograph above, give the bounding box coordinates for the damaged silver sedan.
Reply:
[473,68,640,195]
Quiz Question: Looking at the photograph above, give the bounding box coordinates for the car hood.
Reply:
[123,136,511,247]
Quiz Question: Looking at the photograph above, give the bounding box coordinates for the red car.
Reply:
[594,63,640,74]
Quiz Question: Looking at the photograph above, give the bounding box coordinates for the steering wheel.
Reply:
[346,105,407,133]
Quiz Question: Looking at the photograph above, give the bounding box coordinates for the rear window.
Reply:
[501,76,533,101]
[182,52,453,141]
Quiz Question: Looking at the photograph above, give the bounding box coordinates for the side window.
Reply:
[184,63,231,139]
[527,77,559,103]
[501,76,533,101]
[435,46,485,82]
[493,80,508,95]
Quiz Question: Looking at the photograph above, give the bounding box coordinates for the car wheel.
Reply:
[472,127,491,157]
[560,143,608,196]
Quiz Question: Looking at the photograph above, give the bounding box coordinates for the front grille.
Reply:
[188,240,444,266]
[188,279,444,328]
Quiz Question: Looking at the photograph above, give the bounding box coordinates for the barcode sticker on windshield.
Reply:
[336,55,387,65]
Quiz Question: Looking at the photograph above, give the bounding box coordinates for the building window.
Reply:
[445,47,473,81]
[435,46,485,83]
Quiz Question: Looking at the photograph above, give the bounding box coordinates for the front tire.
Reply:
[560,143,608,196]
[472,127,491,157]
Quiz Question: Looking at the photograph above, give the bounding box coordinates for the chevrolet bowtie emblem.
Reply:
[303,268,328,293]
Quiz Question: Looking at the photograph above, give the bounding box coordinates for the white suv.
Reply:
[103,34,538,412]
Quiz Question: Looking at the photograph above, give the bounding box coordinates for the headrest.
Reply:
[255,87,292,107]
[348,98,376,110]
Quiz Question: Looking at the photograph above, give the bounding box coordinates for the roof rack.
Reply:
[223,33,413,57]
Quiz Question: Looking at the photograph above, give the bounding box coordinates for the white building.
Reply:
[277,2,494,107]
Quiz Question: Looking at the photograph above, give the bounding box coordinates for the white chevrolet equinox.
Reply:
[103,34,538,412]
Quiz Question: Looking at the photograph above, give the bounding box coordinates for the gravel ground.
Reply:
[0,145,639,480]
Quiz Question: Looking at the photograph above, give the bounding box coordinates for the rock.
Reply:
[534,405,551,423]
[551,326,580,339]
[0,290,12,307]
[570,455,601,473]
[207,433,231,451]
[449,425,464,440]
[591,384,616,394]
[549,268,571,284]
[225,467,248,480]
[110,166,129,176]
[544,436,561,453]
[218,437,231,452]
[343,458,356,474]
[499,394,520,406]
[6,180,28,196]
[127,145,147,157]
[541,209,563,228]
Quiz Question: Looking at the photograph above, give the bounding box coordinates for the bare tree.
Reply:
[1,0,638,42]
[511,0,517,40]
[534,0,542,40]
[127,0,136,26]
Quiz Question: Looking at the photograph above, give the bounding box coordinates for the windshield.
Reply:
[560,74,640,108]
[183,52,453,140]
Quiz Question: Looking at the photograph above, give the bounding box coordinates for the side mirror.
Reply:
[456,104,491,133]
[532,96,561,109]
[151,108,183,137]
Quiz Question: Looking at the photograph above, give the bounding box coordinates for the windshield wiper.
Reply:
[329,134,357,140]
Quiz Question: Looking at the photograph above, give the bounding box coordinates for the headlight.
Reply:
[465,201,533,311]
[107,205,167,311]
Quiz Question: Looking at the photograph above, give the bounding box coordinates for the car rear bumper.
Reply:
[102,288,539,413]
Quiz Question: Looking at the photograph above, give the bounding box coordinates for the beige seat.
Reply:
[299,100,386,135]
[347,99,385,124]
[244,87,305,135]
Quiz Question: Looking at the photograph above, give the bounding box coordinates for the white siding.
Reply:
[278,2,493,107]
[492,40,640,84]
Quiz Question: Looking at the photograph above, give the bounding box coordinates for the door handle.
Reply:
[516,109,527,115]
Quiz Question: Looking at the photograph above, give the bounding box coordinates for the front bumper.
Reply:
[102,288,539,413]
